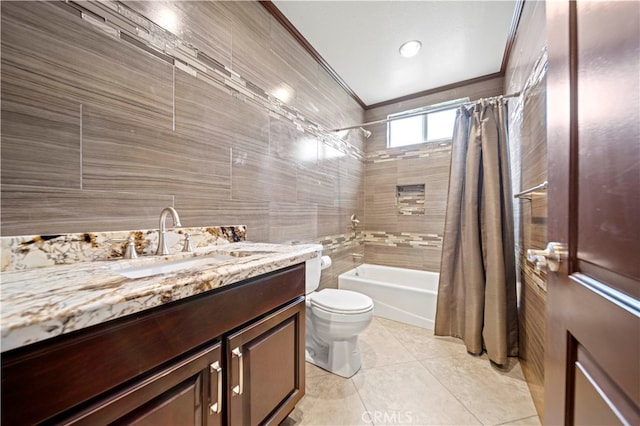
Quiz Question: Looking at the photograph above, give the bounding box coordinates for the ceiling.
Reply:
[271,1,519,107]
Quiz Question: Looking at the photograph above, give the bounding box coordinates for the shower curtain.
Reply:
[434,98,518,366]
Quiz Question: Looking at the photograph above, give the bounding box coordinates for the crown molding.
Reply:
[259,1,367,109]
[261,0,526,110]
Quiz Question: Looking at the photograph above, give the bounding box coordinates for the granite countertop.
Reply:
[1,242,321,353]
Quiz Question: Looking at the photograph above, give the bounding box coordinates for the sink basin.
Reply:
[110,253,236,279]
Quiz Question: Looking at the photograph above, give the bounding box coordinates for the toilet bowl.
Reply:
[305,248,374,378]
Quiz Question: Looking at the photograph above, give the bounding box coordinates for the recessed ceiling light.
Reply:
[399,40,422,58]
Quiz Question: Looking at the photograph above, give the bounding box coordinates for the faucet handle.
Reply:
[181,233,202,252]
[107,236,138,259]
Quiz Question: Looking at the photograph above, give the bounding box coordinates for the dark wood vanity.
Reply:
[1,263,306,425]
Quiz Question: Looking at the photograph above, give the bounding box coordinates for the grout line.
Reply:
[417,355,485,425]
[374,317,416,356]
[494,414,541,426]
[79,103,83,190]
[267,116,272,157]
[373,317,467,364]
[374,318,483,425]
[354,337,476,426]
[350,375,377,426]
[172,66,176,131]
[229,147,233,201]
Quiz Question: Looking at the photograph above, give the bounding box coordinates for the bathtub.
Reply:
[338,264,439,330]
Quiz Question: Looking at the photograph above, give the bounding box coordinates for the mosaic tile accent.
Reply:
[62,0,362,160]
[363,231,443,249]
[397,184,426,215]
[1,226,246,272]
[306,232,363,256]
[397,197,426,215]
[366,141,451,163]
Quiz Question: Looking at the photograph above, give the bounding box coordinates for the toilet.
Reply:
[305,249,374,378]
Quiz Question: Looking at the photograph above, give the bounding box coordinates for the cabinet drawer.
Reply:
[63,342,222,426]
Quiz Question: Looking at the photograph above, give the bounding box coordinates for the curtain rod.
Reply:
[330,91,521,133]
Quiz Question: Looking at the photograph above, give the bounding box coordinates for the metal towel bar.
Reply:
[514,181,548,199]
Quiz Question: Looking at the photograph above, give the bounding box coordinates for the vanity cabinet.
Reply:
[1,263,305,426]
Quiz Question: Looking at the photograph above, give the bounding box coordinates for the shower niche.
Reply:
[396,184,425,215]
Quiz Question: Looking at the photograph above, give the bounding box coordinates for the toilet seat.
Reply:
[309,289,373,314]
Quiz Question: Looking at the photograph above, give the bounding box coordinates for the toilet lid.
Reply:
[310,289,373,314]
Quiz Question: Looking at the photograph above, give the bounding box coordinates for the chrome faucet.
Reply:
[156,207,182,256]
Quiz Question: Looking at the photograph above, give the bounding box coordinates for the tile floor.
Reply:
[282,317,541,426]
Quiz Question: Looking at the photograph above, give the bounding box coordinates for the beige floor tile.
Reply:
[358,317,417,369]
[352,361,481,425]
[376,317,467,361]
[305,361,331,379]
[288,317,539,426]
[421,354,537,425]
[285,373,369,425]
[497,415,542,425]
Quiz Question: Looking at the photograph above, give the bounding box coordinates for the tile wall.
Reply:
[503,0,548,419]
[2,2,549,416]
[0,1,365,290]
[362,77,504,271]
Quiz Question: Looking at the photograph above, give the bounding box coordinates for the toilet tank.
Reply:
[305,247,323,294]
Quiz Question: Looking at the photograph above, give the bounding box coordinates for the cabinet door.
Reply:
[226,298,305,426]
[62,341,223,426]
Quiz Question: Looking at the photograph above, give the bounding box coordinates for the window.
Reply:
[387,98,468,148]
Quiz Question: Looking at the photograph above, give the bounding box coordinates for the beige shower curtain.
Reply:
[434,99,518,366]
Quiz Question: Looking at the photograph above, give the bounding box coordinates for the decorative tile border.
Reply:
[289,232,363,256]
[363,231,443,248]
[397,196,426,215]
[366,141,451,163]
[313,233,363,254]
[60,0,363,160]
[1,226,246,272]
[397,184,426,215]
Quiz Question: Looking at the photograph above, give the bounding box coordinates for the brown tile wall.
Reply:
[503,1,548,419]
[0,1,365,291]
[362,76,504,271]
